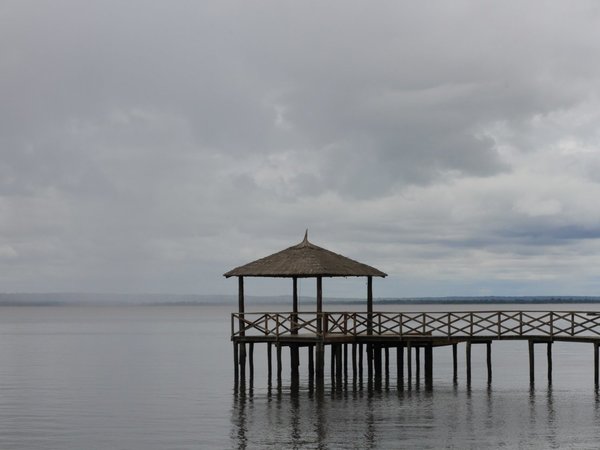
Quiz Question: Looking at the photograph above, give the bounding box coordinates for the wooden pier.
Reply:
[232,309,600,389]
[225,233,600,390]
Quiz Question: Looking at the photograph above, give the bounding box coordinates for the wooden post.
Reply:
[397,344,404,388]
[336,344,343,386]
[374,344,382,381]
[233,342,239,383]
[238,276,246,382]
[292,277,298,335]
[276,343,282,388]
[424,344,433,389]
[466,341,472,386]
[239,343,246,381]
[594,342,599,388]
[486,341,492,383]
[352,343,357,383]
[316,343,325,382]
[290,345,299,382]
[407,343,412,383]
[238,277,245,336]
[367,276,373,335]
[547,342,552,384]
[249,343,254,384]
[331,345,336,386]
[383,346,390,383]
[528,340,535,386]
[316,277,323,335]
[415,346,421,383]
[367,344,373,383]
[452,343,458,382]
[344,344,348,387]
[308,345,314,383]
[267,342,272,385]
[359,343,364,386]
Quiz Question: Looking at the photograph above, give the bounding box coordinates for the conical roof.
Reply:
[224,232,387,278]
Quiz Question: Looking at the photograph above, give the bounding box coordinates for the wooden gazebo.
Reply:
[225,231,386,384]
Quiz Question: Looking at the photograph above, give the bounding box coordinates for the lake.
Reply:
[1,304,600,449]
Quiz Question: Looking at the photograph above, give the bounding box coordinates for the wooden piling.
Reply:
[594,342,599,388]
[367,344,373,382]
[276,343,282,387]
[466,341,472,385]
[547,342,552,384]
[331,345,336,386]
[452,343,458,382]
[308,345,314,384]
[384,346,390,388]
[416,346,421,382]
[316,343,325,382]
[407,343,412,382]
[374,345,382,380]
[336,345,343,386]
[528,340,535,385]
[359,343,364,386]
[486,341,492,383]
[267,342,272,385]
[397,344,404,387]
[424,344,433,389]
[233,342,239,383]
[352,343,357,383]
[240,343,246,381]
[249,343,254,383]
[344,344,348,386]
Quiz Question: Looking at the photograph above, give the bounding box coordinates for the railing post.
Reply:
[497,312,501,338]
[571,312,575,336]
[398,313,404,337]
[470,312,474,336]
[447,313,451,338]
[323,313,329,336]
[422,314,426,335]
[520,312,523,336]
[231,313,235,338]
[276,314,280,338]
[264,315,269,336]
[550,312,554,338]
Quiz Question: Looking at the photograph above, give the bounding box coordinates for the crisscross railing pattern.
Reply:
[231,311,600,339]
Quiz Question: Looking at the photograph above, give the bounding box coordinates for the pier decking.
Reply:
[232,309,600,388]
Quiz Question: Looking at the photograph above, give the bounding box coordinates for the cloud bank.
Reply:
[2,1,600,297]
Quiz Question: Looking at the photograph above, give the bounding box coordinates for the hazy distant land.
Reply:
[2,293,600,307]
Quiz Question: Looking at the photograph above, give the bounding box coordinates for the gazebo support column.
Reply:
[367,276,374,385]
[238,276,246,381]
[290,277,300,382]
[367,276,373,334]
[315,276,325,383]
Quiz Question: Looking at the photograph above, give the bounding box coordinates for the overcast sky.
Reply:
[2,1,600,298]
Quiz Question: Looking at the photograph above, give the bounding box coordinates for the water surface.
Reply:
[0,304,599,449]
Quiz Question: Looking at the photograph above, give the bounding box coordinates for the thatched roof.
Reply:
[224,232,387,278]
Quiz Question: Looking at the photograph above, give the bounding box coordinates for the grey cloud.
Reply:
[2,1,600,295]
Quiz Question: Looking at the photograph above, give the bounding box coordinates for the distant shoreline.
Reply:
[1,293,600,306]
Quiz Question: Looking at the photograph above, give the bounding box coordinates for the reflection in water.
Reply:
[231,380,600,449]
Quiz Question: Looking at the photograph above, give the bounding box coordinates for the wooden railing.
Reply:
[231,311,600,340]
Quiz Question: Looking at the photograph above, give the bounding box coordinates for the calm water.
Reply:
[1,304,600,449]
